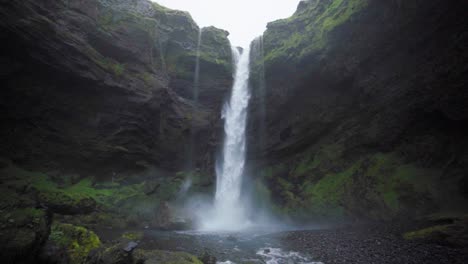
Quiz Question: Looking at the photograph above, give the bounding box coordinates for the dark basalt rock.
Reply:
[0,1,231,260]
[0,208,51,263]
[0,0,232,178]
[248,0,468,221]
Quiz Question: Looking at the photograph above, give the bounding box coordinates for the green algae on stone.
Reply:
[403,225,452,240]
[48,222,101,264]
[121,231,144,241]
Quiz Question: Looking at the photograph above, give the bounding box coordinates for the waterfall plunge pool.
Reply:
[113,227,326,264]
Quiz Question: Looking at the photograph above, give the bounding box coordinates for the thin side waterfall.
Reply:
[193,28,202,103]
[185,28,203,172]
[251,36,267,153]
[201,45,252,231]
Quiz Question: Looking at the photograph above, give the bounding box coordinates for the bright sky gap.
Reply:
[152,0,300,47]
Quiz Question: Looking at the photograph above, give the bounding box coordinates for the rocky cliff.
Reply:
[249,0,468,222]
[0,0,232,262]
[0,0,232,177]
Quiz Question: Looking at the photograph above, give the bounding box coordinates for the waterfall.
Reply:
[201,45,252,231]
[193,28,202,103]
[251,36,267,153]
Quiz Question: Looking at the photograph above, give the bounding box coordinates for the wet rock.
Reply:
[0,0,229,176]
[124,241,139,252]
[0,208,50,263]
[133,249,203,264]
[249,0,468,222]
[199,250,217,264]
[283,224,468,264]
[40,222,101,264]
[87,241,133,264]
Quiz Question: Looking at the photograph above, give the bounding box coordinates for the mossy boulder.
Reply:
[87,240,134,264]
[38,190,97,215]
[41,222,101,264]
[0,208,50,262]
[88,241,202,264]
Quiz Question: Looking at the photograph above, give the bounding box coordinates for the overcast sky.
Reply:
[152,0,300,47]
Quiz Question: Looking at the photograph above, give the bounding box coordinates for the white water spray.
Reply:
[200,45,252,231]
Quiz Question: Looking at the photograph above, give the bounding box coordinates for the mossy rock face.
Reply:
[38,190,97,215]
[133,249,203,264]
[58,212,129,230]
[0,0,222,177]
[0,208,50,262]
[42,222,101,264]
[263,0,369,67]
[260,146,453,222]
[1,162,189,230]
[251,0,468,224]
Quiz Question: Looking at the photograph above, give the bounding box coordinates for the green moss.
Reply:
[264,0,369,64]
[403,225,451,240]
[137,72,154,85]
[363,153,440,214]
[0,163,171,216]
[121,231,144,240]
[151,2,171,12]
[263,144,444,220]
[49,222,101,263]
[166,49,231,81]
[97,7,158,33]
[94,57,126,77]
[109,62,125,76]
[293,144,343,176]
[300,161,358,217]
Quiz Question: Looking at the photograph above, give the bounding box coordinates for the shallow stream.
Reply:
[139,228,324,264]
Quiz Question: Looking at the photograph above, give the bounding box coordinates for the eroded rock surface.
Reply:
[248,0,468,221]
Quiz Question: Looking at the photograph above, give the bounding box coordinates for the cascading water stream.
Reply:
[193,28,202,103]
[251,36,267,153]
[185,28,203,172]
[200,45,252,231]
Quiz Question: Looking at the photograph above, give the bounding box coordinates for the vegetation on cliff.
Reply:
[250,0,468,222]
